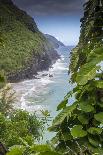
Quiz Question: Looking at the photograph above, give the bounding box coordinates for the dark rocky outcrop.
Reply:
[7,49,59,82]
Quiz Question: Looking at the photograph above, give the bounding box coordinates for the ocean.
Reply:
[12,46,75,141]
[12,46,74,117]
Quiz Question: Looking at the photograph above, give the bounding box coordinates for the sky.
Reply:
[13,0,85,45]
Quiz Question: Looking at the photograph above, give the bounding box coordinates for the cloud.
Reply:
[13,0,85,16]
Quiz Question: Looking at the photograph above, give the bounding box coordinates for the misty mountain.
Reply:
[45,34,65,49]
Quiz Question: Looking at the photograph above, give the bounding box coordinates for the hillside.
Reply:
[45,34,65,49]
[0,0,59,82]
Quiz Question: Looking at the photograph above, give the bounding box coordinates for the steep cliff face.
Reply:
[0,0,59,82]
[45,34,65,49]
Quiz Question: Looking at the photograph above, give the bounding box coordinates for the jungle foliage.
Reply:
[0,0,52,75]
[49,0,103,154]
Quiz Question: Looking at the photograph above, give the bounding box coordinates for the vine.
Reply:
[49,0,103,154]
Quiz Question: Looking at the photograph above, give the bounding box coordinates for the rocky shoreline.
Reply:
[7,49,60,83]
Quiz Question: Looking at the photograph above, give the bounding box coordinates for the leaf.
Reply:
[94,112,103,123]
[76,62,100,85]
[95,81,103,88]
[78,114,89,124]
[88,137,100,147]
[7,145,25,155]
[97,102,103,108]
[57,99,68,111]
[31,145,51,152]
[64,90,74,100]
[59,132,73,141]
[76,48,103,85]
[87,47,103,63]
[79,101,94,112]
[31,145,62,155]
[71,125,87,138]
[69,47,79,73]
[88,127,102,135]
[49,102,77,130]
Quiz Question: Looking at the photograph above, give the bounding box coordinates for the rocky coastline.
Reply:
[7,49,60,83]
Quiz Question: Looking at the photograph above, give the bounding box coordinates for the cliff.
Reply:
[45,34,65,49]
[0,0,59,82]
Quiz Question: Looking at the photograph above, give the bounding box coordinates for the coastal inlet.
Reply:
[12,46,74,117]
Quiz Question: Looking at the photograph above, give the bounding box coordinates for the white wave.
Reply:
[13,51,68,113]
[20,85,36,110]
[39,78,54,85]
[61,55,65,61]
[21,103,46,113]
[51,61,68,71]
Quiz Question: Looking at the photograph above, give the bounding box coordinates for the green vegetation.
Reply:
[0,80,61,155]
[0,110,44,147]
[0,0,52,76]
[50,0,103,154]
[0,76,47,154]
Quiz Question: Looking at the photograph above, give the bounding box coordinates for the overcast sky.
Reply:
[12,0,85,45]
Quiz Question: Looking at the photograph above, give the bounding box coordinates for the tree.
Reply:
[0,110,44,148]
[49,0,103,154]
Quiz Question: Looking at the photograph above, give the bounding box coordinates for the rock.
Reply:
[42,74,48,77]
[49,74,53,77]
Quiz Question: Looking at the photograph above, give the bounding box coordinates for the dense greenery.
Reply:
[0,70,45,154]
[49,0,103,154]
[0,111,44,147]
[0,0,53,76]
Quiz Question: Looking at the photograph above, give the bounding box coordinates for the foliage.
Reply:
[0,83,15,115]
[6,144,62,155]
[0,0,53,77]
[49,0,103,154]
[0,110,44,148]
[0,72,46,155]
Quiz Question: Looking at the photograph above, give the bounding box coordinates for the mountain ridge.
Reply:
[45,34,65,49]
[0,0,59,82]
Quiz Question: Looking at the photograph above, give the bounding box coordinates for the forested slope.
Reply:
[0,0,59,82]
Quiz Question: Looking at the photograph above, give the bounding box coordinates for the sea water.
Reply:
[12,46,75,141]
[13,46,74,115]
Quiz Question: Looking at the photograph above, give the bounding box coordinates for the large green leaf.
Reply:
[76,47,103,86]
[71,125,87,138]
[88,136,100,147]
[57,99,68,111]
[49,102,77,129]
[87,127,102,135]
[78,114,89,124]
[79,101,94,112]
[87,47,103,63]
[94,112,103,123]
[76,62,100,85]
